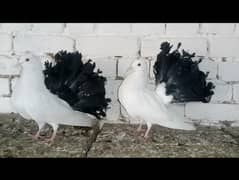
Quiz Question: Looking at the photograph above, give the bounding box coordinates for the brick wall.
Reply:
[1,23,239,126]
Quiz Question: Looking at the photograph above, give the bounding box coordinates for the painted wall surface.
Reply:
[0,23,239,126]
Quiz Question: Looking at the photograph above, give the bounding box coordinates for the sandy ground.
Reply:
[0,114,239,158]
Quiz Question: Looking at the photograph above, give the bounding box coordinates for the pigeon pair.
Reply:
[11,42,214,142]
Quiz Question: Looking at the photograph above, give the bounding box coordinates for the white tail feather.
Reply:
[60,111,97,127]
[156,83,173,104]
[162,109,196,130]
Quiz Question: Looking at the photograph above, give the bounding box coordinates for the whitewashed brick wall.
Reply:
[1,23,239,127]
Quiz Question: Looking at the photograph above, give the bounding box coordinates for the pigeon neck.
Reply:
[20,66,45,88]
[125,71,147,89]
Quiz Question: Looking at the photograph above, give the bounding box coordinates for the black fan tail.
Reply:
[44,50,111,119]
[153,42,215,103]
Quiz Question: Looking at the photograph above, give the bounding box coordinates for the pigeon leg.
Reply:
[32,122,46,140]
[44,123,59,144]
[136,120,143,132]
[144,122,152,138]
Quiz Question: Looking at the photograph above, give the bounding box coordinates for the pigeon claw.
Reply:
[30,131,41,140]
[43,138,55,145]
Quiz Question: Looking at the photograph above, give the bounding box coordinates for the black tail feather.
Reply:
[153,42,215,103]
[43,50,111,119]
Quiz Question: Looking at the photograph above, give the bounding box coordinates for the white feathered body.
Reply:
[11,53,96,128]
[11,70,32,120]
[119,60,195,131]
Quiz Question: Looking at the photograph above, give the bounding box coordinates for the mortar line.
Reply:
[231,84,234,102]
[148,59,152,79]
[216,63,219,80]
[11,33,15,55]
[198,23,202,35]
[115,57,119,78]
[183,103,186,117]
[129,23,133,33]
[62,23,67,34]
[73,39,76,51]
[137,37,141,58]
[206,38,210,57]
[30,23,34,31]
[164,23,167,35]
[93,23,97,33]
[233,24,237,34]
[8,76,12,96]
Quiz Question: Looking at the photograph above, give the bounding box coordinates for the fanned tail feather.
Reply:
[153,42,215,103]
[166,109,196,130]
[43,50,111,119]
[155,83,173,104]
[60,111,97,127]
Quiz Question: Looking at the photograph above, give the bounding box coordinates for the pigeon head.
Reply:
[18,52,43,71]
[125,58,147,76]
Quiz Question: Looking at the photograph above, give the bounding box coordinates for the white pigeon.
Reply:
[11,52,97,143]
[118,58,195,138]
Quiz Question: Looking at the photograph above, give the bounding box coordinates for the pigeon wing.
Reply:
[24,89,96,127]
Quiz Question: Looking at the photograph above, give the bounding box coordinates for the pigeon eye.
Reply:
[25,58,30,62]
[137,63,141,66]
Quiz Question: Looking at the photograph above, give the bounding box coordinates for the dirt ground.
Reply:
[0,114,239,158]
